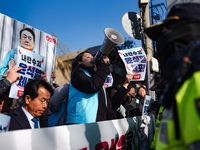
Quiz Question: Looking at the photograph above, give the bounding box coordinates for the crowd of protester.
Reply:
[0,50,160,131]
[2,3,200,150]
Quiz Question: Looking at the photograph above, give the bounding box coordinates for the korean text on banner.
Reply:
[142,95,151,116]
[0,13,57,83]
[118,47,147,81]
[0,116,155,150]
[9,47,44,99]
[0,113,10,132]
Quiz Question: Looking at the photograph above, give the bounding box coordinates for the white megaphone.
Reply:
[93,28,125,65]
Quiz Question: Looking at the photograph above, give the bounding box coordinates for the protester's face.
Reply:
[20,30,35,51]
[78,52,94,68]
[125,87,135,99]
[138,87,146,98]
[25,87,50,118]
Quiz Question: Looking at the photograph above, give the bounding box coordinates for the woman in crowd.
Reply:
[136,86,154,115]
[66,51,116,124]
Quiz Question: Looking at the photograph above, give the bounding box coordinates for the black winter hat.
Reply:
[145,3,200,40]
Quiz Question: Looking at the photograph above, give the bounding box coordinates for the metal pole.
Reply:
[140,3,155,100]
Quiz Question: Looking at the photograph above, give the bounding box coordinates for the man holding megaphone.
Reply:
[66,28,125,124]
[66,51,116,124]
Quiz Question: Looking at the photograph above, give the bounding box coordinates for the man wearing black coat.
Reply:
[8,78,54,131]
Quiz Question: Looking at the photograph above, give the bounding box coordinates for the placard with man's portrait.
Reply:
[0,13,57,83]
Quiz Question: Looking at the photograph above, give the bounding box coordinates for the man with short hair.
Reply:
[7,78,54,131]
[19,28,35,51]
[0,28,35,74]
[122,83,141,117]
[109,73,133,118]
[124,83,136,100]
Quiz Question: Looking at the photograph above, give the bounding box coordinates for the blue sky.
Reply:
[0,0,166,54]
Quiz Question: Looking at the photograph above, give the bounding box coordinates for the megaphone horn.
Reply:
[94,28,125,65]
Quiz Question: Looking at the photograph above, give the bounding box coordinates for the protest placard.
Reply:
[142,95,152,116]
[9,47,44,99]
[0,13,56,83]
[118,47,147,81]
[103,73,113,88]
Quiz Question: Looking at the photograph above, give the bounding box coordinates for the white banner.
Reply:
[0,113,10,132]
[118,47,147,81]
[9,47,44,99]
[0,117,155,150]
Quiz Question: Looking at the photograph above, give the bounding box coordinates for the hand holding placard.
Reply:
[6,64,23,84]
